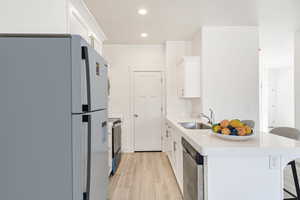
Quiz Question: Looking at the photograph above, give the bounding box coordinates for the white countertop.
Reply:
[166,117,300,156]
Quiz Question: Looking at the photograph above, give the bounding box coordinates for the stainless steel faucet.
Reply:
[209,108,215,124]
[199,108,215,125]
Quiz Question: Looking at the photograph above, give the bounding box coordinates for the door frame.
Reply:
[130,67,166,152]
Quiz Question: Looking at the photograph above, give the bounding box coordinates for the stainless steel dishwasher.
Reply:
[182,138,204,200]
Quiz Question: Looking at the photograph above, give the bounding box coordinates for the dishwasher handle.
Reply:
[112,120,122,127]
[182,138,204,165]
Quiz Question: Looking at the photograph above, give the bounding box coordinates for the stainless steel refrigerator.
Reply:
[0,34,108,200]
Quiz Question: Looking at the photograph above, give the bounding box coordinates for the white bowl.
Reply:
[213,133,255,141]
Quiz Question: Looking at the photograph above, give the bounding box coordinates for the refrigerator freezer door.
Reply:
[71,36,108,114]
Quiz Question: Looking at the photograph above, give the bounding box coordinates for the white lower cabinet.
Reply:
[164,122,183,194]
[165,123,175,170]
[174,130,183,192]
[163,122,172,164]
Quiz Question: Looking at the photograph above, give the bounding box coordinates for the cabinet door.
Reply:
[93,38,103,55]
[163,123,184,194]
[171,139,176,174]
[170,128,179,176]
[184,62,200,97]
[164,124,172,163]
[69,8,104,55]
[167,125,175,170]
[169,130,174,168]
[177,57,201,98]
[177,63,185,97]
[70,11,90,43]
[175,132,183,193]
[172,132,179,178]
[162,123,168,153]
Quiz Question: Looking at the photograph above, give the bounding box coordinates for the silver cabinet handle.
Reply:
[173,141,177,152]
[166,130,169,137]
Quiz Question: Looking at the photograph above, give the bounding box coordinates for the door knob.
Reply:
[134,114,138,118]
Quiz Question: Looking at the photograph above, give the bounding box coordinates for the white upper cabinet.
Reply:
[69,9,90,42]
[177,56,201,98]
[68,1,106,55]
[0,0,106,55]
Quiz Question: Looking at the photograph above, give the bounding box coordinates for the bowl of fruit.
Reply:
[212,119,254,141]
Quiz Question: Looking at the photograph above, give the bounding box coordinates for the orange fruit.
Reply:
[221,128,231,135]
[220,120,230,128]
[230,119,243,128]
[237,127,246,136]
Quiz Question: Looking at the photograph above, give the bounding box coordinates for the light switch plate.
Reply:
[269,156,280,169]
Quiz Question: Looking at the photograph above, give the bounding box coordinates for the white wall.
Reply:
[165,41,194,118]
[259,29,295,67]
[193,27,260,128]
[191,31,202,57]
[295,31,300,129]
[0,0,68,33]
[103,45,165,152]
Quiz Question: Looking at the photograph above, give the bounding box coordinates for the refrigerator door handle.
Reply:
[82,114,92,200]
[82,46,91,113]
[102,121,107,127]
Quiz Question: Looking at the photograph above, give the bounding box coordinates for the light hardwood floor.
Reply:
[108,152,183,200]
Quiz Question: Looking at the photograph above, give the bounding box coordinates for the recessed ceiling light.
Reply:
[141,33,148,38]
[138,9,148,15]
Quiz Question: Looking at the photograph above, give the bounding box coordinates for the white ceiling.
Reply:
[84,0,300,44]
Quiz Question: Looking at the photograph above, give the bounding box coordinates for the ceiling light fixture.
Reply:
[141,33,148,38]
[138,9,148,15]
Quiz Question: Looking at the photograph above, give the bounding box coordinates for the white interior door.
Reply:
[268,86,277,127]
[133,71,163,151]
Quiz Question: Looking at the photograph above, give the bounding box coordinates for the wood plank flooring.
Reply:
[109,153,300,199]
[108,152,183,200]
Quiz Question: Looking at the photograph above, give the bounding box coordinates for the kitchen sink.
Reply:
[179,122,211,130]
